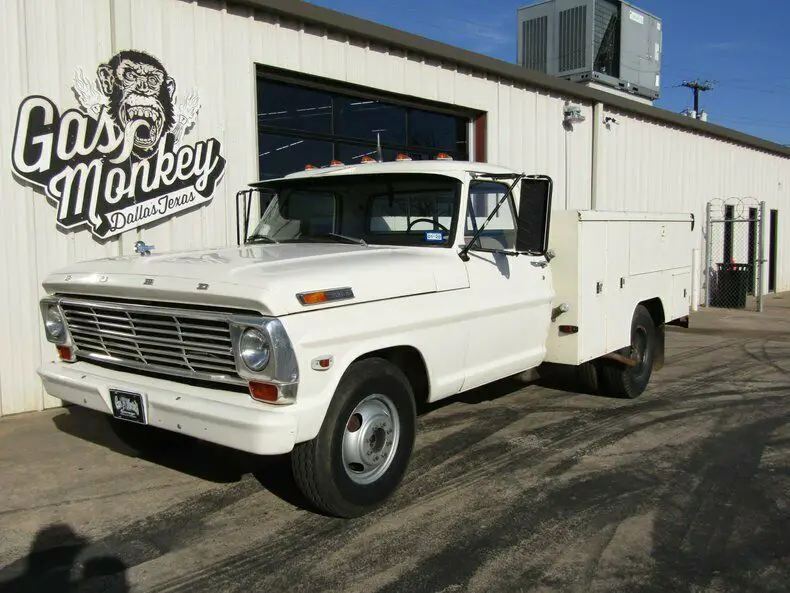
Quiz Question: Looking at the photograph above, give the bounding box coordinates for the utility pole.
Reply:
[681,80,715,118]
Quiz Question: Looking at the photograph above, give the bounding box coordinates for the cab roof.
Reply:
[250,159,521,187]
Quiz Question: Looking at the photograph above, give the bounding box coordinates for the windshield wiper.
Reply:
[246,234,279,245]
[311,233,368,247]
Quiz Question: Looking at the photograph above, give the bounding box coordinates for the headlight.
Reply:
[45,305,65,340]
[239,328,271,372]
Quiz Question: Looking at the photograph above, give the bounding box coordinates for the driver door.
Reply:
[460,179,554,391]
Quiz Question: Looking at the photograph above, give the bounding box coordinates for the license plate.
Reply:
[109,389,147,424]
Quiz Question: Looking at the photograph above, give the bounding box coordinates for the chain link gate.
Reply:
[704,198,766,312]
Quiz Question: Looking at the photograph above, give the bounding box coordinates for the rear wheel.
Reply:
[576,360,602,395]
[600,305,656,399]
[291,358,416,518]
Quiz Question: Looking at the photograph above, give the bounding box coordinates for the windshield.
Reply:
[248,174,461,247]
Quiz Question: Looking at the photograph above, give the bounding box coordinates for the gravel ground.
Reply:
[1,296,789,593]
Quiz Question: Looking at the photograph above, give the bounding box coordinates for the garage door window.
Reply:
[257,75,470,180]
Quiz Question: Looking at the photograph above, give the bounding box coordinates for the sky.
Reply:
[309,0,790,146]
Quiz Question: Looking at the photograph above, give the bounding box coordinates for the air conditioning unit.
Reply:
[517,0,662,101]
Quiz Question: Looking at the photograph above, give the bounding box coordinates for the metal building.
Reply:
[1,0,789,416]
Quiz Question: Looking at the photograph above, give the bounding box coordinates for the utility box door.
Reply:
[545,210,693,366]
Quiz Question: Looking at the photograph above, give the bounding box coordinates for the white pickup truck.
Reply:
[37,158,693,517]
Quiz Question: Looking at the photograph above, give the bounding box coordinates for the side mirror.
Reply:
[516,175,553,254]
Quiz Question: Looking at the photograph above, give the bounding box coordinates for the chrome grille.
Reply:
[60,298,244,384]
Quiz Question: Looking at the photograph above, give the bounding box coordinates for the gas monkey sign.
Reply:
[11,50,226,240]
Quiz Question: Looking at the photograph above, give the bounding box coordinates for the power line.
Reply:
[680,79,715,117]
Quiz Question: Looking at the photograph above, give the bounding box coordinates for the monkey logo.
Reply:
[73,50,200,157]
[97,50,175,157]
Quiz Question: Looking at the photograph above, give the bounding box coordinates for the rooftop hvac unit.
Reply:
[517,0,662,101]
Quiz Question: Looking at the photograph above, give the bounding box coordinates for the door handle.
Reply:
[531,260,549,268]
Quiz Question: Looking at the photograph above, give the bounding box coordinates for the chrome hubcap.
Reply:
[342,394,400,485]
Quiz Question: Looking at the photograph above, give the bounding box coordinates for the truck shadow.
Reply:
[52,406,267,485]
[418,365,596,417]
[48,369,602,516]
[51,406,320,513]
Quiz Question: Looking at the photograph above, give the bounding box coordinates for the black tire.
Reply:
[291,357,416,518]
[105,416,183,455]
[600,305,656,399]
[576,360,602,395]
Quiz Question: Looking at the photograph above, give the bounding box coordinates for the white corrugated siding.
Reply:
[1,0,116,415]
[0,0,787,415]
[597,109,790,296]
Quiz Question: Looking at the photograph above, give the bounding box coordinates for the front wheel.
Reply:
[291,358,416,518]
[600,305,657,399]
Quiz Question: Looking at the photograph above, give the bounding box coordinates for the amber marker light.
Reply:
[249,381,279,403]
[296,287,355,306]
[57,345,75,362]
[300,292,329,305]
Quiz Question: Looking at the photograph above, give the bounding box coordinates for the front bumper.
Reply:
[37,361,298,455]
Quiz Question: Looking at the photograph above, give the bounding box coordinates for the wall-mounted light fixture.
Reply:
[563,103,586,126]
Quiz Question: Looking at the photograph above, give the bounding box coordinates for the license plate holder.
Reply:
[109,389,148,424]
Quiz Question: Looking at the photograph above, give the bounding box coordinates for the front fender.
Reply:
[280,292,470,443]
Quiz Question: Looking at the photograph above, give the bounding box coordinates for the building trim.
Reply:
[230,0,790,160]
[475,114,487,163]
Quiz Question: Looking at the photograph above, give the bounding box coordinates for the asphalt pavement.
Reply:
[1,295,789,593]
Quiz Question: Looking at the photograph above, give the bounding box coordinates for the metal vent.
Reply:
[522,16,548,72]
[558,4,587,72]
[594,0,620,76]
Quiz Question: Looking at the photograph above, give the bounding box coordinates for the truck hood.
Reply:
[42,243,469,316]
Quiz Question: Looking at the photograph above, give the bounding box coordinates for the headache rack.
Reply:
[58,297,248,385]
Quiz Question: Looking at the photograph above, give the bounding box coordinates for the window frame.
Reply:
[464,180,519,252]
[255,65,479,181]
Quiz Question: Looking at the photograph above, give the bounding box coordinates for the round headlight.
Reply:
[45,305,65,340]
[240,328,271,372]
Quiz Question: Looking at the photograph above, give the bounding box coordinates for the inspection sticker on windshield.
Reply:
[424,231,445,243]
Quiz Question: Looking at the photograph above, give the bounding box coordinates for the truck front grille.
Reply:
[59,298,245,385]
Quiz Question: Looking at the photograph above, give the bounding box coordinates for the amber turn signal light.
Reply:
[57,345,74,362]
[249,381,279,403]
[300,292,329,305]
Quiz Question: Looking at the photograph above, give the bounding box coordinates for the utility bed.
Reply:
[544,210,694,366]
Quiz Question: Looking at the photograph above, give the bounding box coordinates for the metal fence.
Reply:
[704,198,766,312]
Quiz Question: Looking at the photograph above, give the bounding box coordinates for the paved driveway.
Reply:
[1,296,789,592]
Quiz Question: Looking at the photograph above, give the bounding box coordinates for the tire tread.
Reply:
[292,439,333,515]
[600,305,656,399]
